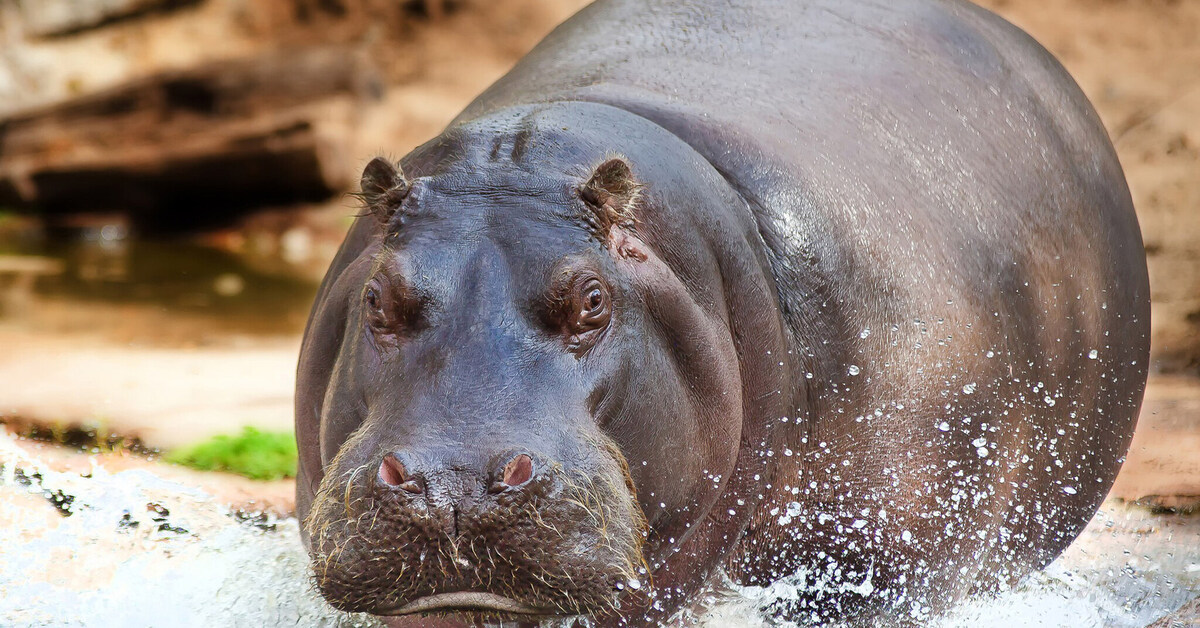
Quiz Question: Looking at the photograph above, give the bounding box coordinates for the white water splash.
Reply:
[0,433,380,628]
[690,505,1200,628]
[1,432,1196,627]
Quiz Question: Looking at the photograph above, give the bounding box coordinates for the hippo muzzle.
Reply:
[305,437,647,619]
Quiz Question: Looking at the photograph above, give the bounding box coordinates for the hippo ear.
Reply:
[580,157,642,234]
[359,157,411,223]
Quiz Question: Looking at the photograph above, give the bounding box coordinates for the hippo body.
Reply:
[296,0,1150,625]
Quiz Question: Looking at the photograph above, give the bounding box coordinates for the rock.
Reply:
[0,47,375,229]
[12,0,198,38]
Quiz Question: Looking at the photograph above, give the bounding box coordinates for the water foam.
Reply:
[2,432,1196,627]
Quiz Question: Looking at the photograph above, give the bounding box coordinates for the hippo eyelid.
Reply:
[361,274,429,340]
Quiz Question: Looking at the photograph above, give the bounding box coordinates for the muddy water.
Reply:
[2,431,1196,628]
[1,232,320,339]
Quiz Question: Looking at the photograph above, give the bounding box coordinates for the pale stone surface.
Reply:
[13,0,192,37]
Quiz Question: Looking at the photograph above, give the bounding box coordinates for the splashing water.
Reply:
[692,505,1199,628]
[0,433,380,628]
[2,431,1196,627]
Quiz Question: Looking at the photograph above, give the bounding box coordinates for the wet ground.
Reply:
[1,426,1198,627]
[0,225,317,449]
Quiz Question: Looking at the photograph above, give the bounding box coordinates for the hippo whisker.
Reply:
[341,463,371,520]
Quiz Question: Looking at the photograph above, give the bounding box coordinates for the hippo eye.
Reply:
[586,287,603,312]
[574,278,611,333]
[364,283,390,332]
[365,287,381,311]
[363,278,425,342]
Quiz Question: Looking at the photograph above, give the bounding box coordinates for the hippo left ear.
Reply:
[580,157,643,235]
[358,157,411,224]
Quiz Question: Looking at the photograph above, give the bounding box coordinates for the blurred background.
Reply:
[0,0,1195,513]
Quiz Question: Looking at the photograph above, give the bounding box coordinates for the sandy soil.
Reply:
[0,324,297,450]
[1110,376,1200,513]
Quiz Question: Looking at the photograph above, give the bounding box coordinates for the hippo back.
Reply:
[459,0,1150,614]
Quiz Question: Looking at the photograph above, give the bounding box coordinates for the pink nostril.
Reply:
[378,455,421,493]
[501,454,534,487]
[378,455,406,486]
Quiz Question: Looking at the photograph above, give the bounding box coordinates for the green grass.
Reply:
[166,427,297,480]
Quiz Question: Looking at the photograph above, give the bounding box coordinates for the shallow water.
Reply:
[1,232,319,340]
[1,432,1195,628]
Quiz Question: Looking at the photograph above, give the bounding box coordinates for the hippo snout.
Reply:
[304,439,649,619]
[370,450,545,537]
[376,451,535,495]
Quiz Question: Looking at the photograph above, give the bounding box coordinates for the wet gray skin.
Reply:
[295,0,1150,626]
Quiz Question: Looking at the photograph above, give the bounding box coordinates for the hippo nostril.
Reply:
[501,453,534,488]
[378,455,422,493]
[378,455,406,486]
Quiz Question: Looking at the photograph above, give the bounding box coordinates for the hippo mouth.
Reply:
[304,437,650,619]
[386,591,555,616]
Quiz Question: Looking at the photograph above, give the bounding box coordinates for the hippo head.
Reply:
[296,104,789,623]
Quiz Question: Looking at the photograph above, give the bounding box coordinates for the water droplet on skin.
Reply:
[1063,486,1077,495]
[1044,396,1056,406]
[977,447,990,458]
[962,382,977,394]
[1088,350,1099,359]
[848,365,861,376]
[938,422,951,432]
[986,350,995,358]
[972,437,987,447]
[859,328,871,339]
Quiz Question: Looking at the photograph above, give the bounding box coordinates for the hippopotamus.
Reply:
[294,0,1150,625]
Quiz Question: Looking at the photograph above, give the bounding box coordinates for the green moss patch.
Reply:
[166,427,297,480]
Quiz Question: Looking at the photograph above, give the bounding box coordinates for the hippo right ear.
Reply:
[580,157,643,236]
[358,157,411,224]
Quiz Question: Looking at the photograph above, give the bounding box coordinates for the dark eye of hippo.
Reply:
[362,275,423,342]
[560,273,612,353]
